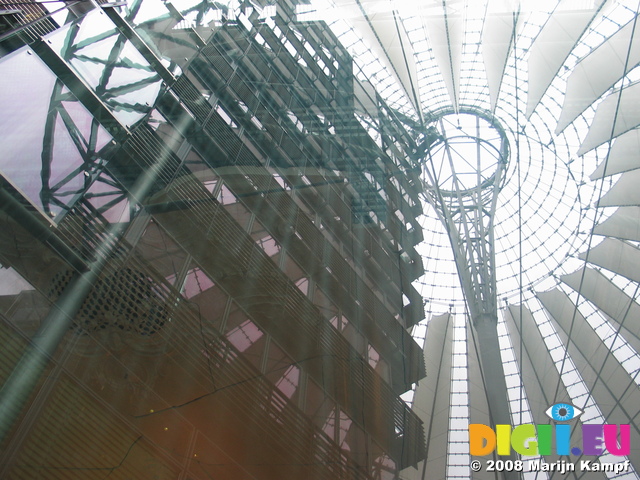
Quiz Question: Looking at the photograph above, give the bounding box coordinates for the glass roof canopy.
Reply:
[299,0,638,311]
[2,0,639,478]
[1,0,638,478]
[305,2,640,478]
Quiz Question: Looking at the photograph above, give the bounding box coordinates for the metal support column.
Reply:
[420,109,517,479]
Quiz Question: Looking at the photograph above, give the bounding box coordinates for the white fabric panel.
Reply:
[505,306,582,475]
[403,313,452,480]
[426,12,463,111]
[354,79,379,118]
[539,290,602,373]
[590,128,640,179]
[561,267,640,354]
[598,169,640,207]
[505,306,571,419]
[465,320,497,480]
[538,289,640,467]
[593,206,640,241]
[557,17,640,133]
[367,9,421,112]
[483,13,516,112]
[337,0,420,113]
[577,81,640,155]
[579,237,640,283]
[527,8,597,119]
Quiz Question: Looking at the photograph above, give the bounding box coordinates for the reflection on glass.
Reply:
[123,0,203,70]
[84,170,130,224]
[47,9,164,127]
[0,48,112,217]
[275,365,299,399]
[182,267,215,299]
[226,318,263,353]
[0,267,34,296]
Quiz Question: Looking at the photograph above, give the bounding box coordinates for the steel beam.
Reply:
[0,183,88,273]
[32,39,128,142]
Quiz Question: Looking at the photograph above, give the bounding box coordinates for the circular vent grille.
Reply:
[48,267,168,335]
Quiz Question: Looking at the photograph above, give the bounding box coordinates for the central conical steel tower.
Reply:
[420,108,517,476]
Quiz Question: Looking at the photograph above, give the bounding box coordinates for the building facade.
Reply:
[4,1,640,480]
[0,1,427,479]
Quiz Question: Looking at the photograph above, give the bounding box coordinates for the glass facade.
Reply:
[0,1,425,479]
[2,1,640,479]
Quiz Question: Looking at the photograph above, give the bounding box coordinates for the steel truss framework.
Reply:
[421,108,509,324]
[0,1,428,479]
[419,108,516,473]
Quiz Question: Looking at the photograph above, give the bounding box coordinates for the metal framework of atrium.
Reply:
[420,109,509,324]
[2,0,640,480]
[419,107,515,476]
[420,106,513,444]
[308,0,640,479]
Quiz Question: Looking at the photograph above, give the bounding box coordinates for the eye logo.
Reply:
[545,403,583,422]
[470,402,629,457]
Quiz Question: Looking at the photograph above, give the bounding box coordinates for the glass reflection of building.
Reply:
[3,1,640,480]
[0,1,426,479]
